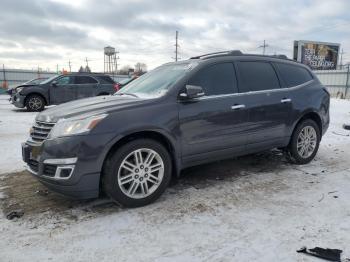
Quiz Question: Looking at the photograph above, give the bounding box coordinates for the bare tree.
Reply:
[134,62,147,74]
[119,65,133,75]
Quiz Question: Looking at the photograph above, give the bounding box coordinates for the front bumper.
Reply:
[22,134,116,199]
[11,92,26,108]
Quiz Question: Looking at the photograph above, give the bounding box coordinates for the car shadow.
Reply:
[0,149,290,222]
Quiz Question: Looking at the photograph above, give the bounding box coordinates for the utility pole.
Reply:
[115,52,120,75]
[68,60,72,72]
[174,31,179,62]
[56,64,59,74]
[340,49,345,69]
[2,64,7,89]
[259,40,269,55]
[85,57,90,67]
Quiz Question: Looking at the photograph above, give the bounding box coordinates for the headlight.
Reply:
[16,87,24,93]
[48,114,108,138]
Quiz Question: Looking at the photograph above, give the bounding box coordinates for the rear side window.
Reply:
[56,76,74,85]
[98,75,115,84]
[75,76,98,84]
[276,63,313,87]
[236,61,280,92]
[188,63,238,96]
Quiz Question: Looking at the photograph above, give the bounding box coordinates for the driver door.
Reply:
[49,76,76,104]
[178,62,249,166]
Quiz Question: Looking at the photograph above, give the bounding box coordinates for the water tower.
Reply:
[104,46,119,74]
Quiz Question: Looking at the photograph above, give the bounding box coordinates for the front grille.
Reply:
[28,159,39,172]
[30,121,55,142]
[43,164,57,177]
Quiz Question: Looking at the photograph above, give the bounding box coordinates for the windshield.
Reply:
[115,63,195,98]
[40,75,59,85]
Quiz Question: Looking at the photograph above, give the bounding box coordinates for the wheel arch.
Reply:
[101,130,181,184]
[290,111,323,144]
[24,92,48,106]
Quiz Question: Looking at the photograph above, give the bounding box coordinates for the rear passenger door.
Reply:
[179,62,249,165]
[49,75,76,104]
[75,76,99,99]
[235,61,292,148]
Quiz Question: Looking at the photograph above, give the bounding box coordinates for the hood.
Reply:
[9,84,37,91]
[36,95,149,122]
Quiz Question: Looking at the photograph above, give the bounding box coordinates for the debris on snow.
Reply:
[297,246,342,261]
[35,189,49,196]
[6,209,24,220]
[343,124,350,130]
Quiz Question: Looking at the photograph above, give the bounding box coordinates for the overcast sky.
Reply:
[0,0,349,72]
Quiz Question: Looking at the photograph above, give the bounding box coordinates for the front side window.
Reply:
[75,76,98,84]
[276,63,313,87]
[236,61,280,92]
[56,76,74,85]
[116,63,195,98]
[188,63,238,96]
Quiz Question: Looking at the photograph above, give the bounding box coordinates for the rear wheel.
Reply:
[25,94,45,111]
[102,139,172,207]
[287,119,320,164]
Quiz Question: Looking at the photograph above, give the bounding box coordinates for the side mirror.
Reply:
[51,81,57,87]
[179,85,205,100]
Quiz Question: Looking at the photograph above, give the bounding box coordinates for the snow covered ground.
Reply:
[0,95,350,261]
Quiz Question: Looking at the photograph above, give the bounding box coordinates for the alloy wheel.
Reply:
[28,97,42,111]
[297,126,317,158]
[117,148,164,199]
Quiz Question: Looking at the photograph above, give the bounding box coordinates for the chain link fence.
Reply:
[0,68,129,94]
[313,67,350,99]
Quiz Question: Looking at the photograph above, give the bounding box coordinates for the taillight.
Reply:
[114,84,120,91]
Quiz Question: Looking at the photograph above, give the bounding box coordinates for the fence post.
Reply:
[345,65,350,99]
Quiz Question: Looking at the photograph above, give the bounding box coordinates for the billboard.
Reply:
[293,40,340,70]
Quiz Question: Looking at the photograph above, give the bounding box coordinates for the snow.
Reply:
[0,95,350,261]
[0,95,36,174]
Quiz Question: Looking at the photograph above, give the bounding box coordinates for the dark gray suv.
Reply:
[11,73,117,111]
[22,51,330,207]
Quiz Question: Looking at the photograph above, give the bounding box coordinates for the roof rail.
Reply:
[189,50,293,61]
[190,50,243,59]
[271,54,288,59]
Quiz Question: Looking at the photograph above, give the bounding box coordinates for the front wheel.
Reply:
[25,94,45,111]
[102,139,172,207]
[287,119,320,164]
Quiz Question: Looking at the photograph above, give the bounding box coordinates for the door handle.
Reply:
[231,104,245,110]
[281,98,292,103]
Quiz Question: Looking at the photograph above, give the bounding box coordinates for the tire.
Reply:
[25,94,45,112]
[102,139,172,207]
[287,119,320,164]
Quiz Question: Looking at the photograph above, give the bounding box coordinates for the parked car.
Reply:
[6,77,49,96]
[22,50,330,207]
[114,77,137,91]
[10,73,118,111]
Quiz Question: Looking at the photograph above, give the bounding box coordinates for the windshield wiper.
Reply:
[116,92,139,98]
